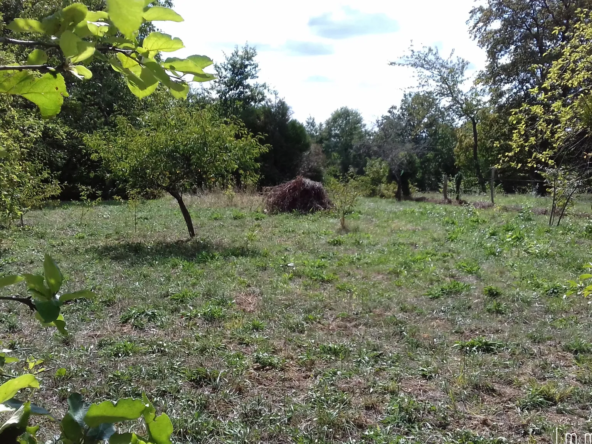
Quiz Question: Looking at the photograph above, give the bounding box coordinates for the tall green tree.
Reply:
[213,45,311,185]
[369,110,419,200]
[469,0,591,110]
[305,116,323,144]
[393,47,487,191]
[468,0,592,194]
[213,44,268,117]
[509,11,592,181]
[0,96,60,226]
[321,107,367,175]
[89,102,267,238]
[242,97,310,185]
[393,92,457,191]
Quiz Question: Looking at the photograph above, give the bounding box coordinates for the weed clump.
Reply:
[483,286,502,298]
[454,337,504,354]
[518,381,573,410]
[265,176,332,214]
[427,280,470,299]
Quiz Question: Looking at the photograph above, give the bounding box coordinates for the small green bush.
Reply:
[485,301,508,315]
[483,286,502,298]
[454,337,503,354]
[427,280,470,299]
[253,352,283,370]
[518,381,573,410]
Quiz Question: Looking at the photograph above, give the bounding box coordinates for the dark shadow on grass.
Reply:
[88,239,261,266]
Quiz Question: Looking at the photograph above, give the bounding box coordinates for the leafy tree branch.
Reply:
[0,0,215,117]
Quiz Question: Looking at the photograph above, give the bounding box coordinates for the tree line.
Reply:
[2,0,592,228]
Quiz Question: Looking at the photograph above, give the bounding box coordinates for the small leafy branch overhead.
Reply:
[0,258,173,443]
[0,254,94,334]
[0,0,215,117]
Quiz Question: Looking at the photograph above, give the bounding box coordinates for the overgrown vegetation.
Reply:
[1,194,592,442]
[4,0,592,442]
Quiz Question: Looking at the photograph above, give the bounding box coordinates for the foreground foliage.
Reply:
[0,0,214,117]
[0,257,173,443]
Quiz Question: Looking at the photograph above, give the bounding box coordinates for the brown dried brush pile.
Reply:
[265,176,332,213]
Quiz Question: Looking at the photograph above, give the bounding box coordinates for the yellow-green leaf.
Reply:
[19,73,69,118]
[84,399,147,428]
[107,0,145,39]
[142,59,172,85]
[116,53,140,69]
[143,7,183,23]
[0,72,69,118]
[143,32,184,53]
[0,375,39,404]
[43,254,63,294]
[70,65,93,80]
[110,433,147,444]
[40,14,61,36]
[59,290,96,304]
[27,49,48,65]
[7,19,44,34]
[60,30,95,63]
[126,77,159,99]
[74,21,110,38]
[168,81,189,99]
[87,11,110,22]
[147,414,173,444]
[0,275,24,288]
[193,73,216,83]
[163,55,213,75]
[126,66,159,99]
[62,3,89,27]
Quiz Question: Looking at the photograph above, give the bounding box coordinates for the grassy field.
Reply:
[2,192,592,443]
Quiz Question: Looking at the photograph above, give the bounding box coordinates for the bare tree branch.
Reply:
[0,296,35,311]
[0,36,59,48]
[0,65,55,72]
[0,36,134,55]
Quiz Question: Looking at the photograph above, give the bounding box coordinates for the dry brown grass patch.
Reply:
[235,290,261,313]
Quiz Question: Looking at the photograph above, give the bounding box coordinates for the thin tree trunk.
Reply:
[549,176,557,227]
[557,187,578,227]
[395,177,403,202]
[471,118,486,193]
[169,190,195,238]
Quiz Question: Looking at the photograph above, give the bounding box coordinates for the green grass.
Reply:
[2,192,592,442]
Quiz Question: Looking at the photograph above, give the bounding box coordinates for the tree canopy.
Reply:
[469,0,592,109]
[320,107,367,176]
[509,10,592,176]
[89,100,267,237]
[393,46,487,191]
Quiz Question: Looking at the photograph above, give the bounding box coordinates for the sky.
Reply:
[160,0,487,125]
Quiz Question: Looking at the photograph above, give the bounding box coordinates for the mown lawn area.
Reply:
[2,193,592,443]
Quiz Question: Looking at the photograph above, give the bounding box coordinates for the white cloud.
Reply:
[306,75,332,83]
[308,6,399,39]
[283,40,335,56]
[159,0,486,124]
